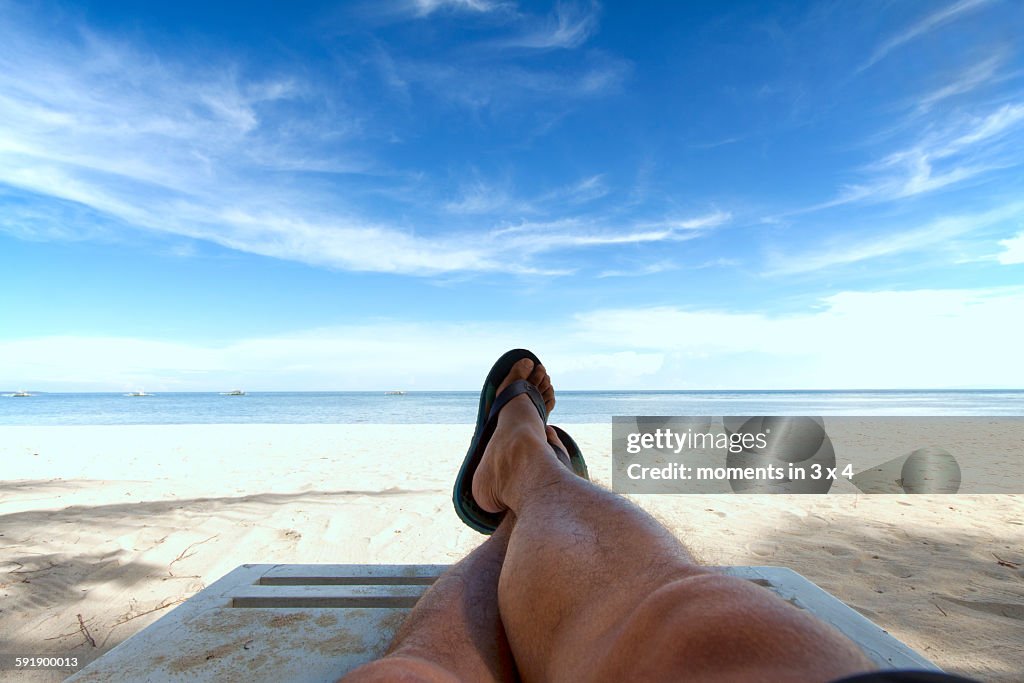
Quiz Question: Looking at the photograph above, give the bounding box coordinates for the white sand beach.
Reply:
[1,424,1022,681]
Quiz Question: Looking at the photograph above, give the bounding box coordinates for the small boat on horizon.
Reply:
[125,390,154,397]
[384,390,406,395]
[220,389,246,396]
[11,390,32,397]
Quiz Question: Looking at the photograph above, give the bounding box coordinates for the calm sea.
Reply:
[1,390,1022,426]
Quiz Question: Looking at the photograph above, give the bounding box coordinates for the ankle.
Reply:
[497,441,566,512]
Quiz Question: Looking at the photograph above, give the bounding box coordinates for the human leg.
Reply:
[340,517,517,683]
[475,358,874,683]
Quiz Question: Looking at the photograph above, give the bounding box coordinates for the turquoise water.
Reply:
[1,390,1022,425]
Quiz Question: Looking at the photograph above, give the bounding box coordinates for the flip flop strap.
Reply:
[487,379,547,424]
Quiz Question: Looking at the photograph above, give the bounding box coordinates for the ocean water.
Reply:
[1,390,1022,426]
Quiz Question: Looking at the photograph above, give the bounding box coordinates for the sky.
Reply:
[1,0,1023,391]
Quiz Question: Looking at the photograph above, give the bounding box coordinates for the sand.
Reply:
[1,424,1021,681]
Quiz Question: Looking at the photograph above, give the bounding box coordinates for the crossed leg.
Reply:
[341,516,518,683]
[346,358,875,682]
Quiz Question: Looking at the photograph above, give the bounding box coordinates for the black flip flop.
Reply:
[453,349,589,534]
[550,425,590,482]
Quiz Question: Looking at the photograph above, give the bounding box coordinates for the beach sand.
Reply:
[1,424,1022,681]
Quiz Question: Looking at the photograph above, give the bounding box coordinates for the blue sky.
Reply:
[1,0,1023,391]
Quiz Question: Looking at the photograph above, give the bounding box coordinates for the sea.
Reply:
[1,390,1022,426]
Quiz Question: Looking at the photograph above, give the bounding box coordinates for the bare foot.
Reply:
[472,358,559,514]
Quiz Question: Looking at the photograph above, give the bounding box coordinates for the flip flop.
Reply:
[550,425,590,482]
[453,349,589,534]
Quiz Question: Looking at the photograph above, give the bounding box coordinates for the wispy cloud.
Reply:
[996,231,1024,265]
[689,136,742,150]
[537,174,609,205]
[858,0,994,73]
[0,13,671,277]
[865,102,1024,199]
[499,2,600,50]
[783,102,1024,215]
[492,213,721,254]
[917,52,1007,111]
[443,178,529,215]
[492,210,730,254]
[388,53,629,109]
[657,211,733,231]
[597,261,679,278]
[562,174,609,203]
[445,173,609,214]
[766,202,1024,275]
[942,102,1024,150]
[410,0,508,16]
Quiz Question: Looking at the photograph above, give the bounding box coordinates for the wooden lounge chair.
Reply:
[67,564,942,682]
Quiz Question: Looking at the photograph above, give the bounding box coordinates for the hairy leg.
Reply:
[341,518,517,683]
[477,358,874,683]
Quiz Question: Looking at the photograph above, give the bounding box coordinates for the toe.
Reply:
[527,362,547,388]
[542,388,555,414]
[512,357,536,379]
[528,363,556,413]
[498,357,536,394]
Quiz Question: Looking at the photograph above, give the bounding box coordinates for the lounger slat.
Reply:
[231,584,429,608]
[66,563,942,682]
[258,563,448,581]
[258,563,445,585]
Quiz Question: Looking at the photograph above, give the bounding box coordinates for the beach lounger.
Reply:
[67,564,942,682]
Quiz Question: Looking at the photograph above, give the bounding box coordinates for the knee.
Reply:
[339,654,463,683]
[591,572,872,681]
[619,573,778,656]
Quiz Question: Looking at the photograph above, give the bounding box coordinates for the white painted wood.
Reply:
[719,566,939,671]
[67,564,940,682]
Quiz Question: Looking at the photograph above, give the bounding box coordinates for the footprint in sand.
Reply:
[939,597,1024,621]
[803,515,829,530]
[779,514,829,535]
[747,540,778,558]
[881,561,915,579]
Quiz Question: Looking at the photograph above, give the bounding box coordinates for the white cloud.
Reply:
[445,173,610,216]
[493,210,730,254]
[0,15,688,276]
[567,287,1024,389]
[660,210,732,231]
[410,0,507,16]
[539,174,609,205]
[784,102,1024,215]
[859,0,994,73]
[941,103,1024,152]
[393,54,629,109]
[918,53,1006,111]
[597,260,679,278]
[5,287,1023,391]
[997,231,1024,265]
[864,102,1024,200]
[866,103,1024,200]
[766,202,1024,275]
[500,2,600,50]
[443,179,530,215]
